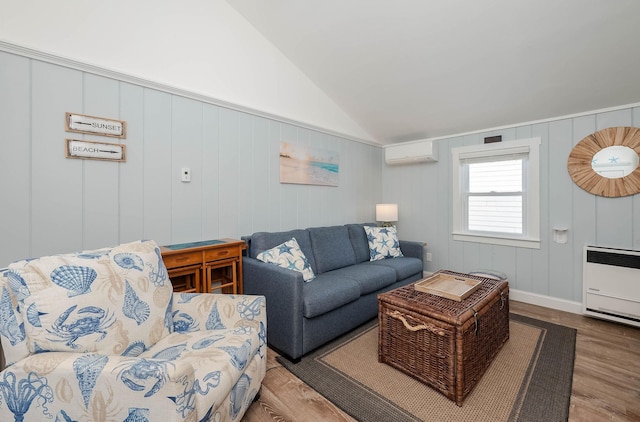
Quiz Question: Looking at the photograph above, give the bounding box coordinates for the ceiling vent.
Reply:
[384,139,438,165]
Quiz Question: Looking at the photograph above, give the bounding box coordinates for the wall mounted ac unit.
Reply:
[384,139,438,165]
[583,245,640,327]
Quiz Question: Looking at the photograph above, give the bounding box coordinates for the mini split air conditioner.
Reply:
[384,139,438,165]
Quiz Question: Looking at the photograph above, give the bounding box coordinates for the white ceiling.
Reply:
[227,0,640,144]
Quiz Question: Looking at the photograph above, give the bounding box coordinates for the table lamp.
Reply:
[376,203,398,227]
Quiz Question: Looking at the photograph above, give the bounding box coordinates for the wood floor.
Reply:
[242,301,640,422]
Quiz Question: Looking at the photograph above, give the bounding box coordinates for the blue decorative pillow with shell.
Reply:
[6,240,173,355]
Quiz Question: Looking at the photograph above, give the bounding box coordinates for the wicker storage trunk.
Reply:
[378,270,509,406]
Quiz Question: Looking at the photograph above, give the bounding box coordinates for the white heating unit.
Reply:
[583,245,640,327]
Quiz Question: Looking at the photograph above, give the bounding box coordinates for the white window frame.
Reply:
[452,138,541,249]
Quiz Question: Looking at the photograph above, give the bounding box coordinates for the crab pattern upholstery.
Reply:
[0,240,266,422]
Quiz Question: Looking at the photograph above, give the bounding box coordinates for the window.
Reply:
[452,138,541,249]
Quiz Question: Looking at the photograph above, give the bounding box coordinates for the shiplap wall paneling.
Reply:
[382,105,640,303]
[202,104,221,240]
[595,109,634,249]
[249,116,269,233]
[266,120,282,231]
[529,123,550,297]
[171,96,203,243]
[571,115,597,300]
[142,89,172,244]
[83,74,121,250]
[548,119,574,299]
[218,107,240,238]
[430,137,451,272]
[0,52,30,262]
[509,124,548,292]
[118,83,145,243]
[422,157,440,248]
[399,164,420,239]
[341,139,355,225]
[0,50,383,267]
[363,143,383,223]
[237,112,254,238]
[31,61,84,257]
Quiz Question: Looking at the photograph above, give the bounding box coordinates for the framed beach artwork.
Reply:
[280,143,339,186]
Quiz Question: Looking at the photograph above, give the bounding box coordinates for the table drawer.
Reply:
[162,252,201,268]
[204,247,239,262]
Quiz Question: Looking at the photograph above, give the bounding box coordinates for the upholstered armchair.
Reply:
[0,240,266,422]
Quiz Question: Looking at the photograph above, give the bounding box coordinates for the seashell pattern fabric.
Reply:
[5,240,173,355]
[0,266,30,366]
[0,241,267,422]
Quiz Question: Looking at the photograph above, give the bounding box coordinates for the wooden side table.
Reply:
[160,238,246,294]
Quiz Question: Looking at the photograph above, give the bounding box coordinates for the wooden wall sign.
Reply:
[66,139,126,162]
[65,112,126,138]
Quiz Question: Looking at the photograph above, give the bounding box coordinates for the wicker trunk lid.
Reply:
[378,270,509,406]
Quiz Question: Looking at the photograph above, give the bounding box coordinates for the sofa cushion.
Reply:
[7,240,173,354]
[308,226,356,273]
[327,263,397,295]
[366,257,424,280]
[256,237,315,281]
[364,226,404,260]
[346,223,375,263]
[302,274,360,318]
[249,229,316,273]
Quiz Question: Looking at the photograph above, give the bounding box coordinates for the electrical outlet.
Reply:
[426,252,432,262]
[181,167,191,182]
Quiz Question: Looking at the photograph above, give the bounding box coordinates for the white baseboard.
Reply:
[509,289,583,315]
[421,271,583,315]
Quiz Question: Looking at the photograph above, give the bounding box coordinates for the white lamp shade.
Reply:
[376,203,398,222]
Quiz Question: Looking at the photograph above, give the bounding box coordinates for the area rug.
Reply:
[277,314,576,422]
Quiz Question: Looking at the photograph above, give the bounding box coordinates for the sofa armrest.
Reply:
[0,352,196,421]
[171,293,266,333]
[242,256,305,360]
[400,240,425,262]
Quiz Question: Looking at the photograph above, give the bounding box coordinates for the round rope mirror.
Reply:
[567,127,640,197]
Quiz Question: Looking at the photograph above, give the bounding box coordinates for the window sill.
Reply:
[452,232,540,249]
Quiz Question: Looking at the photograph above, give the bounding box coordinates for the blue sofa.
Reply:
[242,223,424,361]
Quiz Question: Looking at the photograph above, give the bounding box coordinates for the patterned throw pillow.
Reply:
[6,240,173,355]
[364,226,404,261]
[256,237,315,281]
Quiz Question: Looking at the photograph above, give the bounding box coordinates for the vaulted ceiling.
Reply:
[227,1,640,144]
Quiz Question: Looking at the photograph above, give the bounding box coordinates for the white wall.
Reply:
[0,50,382,266]
[0,0,374,144]
[383,106,640,308]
